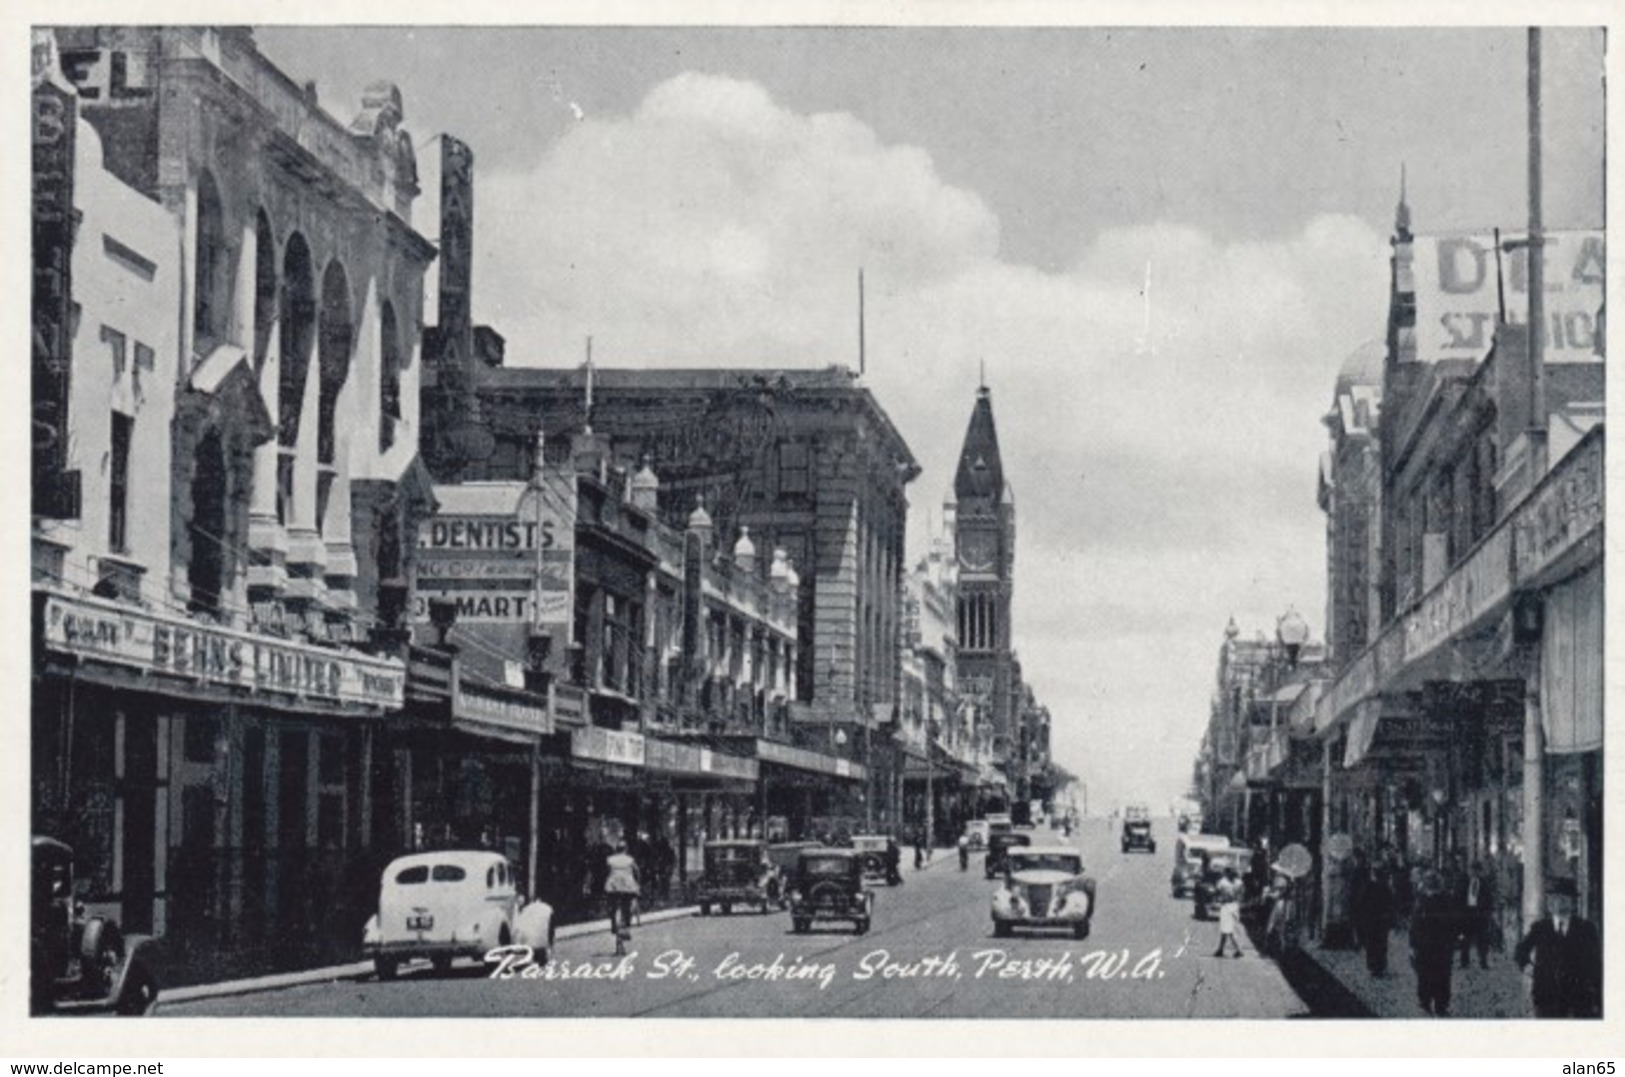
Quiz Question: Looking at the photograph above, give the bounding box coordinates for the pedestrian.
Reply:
[1514,876,1602,1018]
[1352,860,1395,976]
[1346,848,1371,951]
[1213,867,1244,958]
[913,828,926,870]
[603,840,641,957]
[1456,859,1496,970]
[1410,869,1458,1016]
[651,832,676,902]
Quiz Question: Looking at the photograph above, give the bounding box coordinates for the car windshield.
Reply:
[801,857,851,877]
[1011,854,1081,874]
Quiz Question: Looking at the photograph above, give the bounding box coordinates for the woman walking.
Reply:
[1213,867,1244,958]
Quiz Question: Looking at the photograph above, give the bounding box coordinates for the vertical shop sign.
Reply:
[33,78,79,517]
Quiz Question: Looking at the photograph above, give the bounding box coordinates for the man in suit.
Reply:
[1514,876,1602,1018]
[1411,869,1459,1016]
[1456,859,1497,969]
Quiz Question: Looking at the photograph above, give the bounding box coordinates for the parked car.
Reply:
[991,845,1096,940]
[963,820,991,850]
[30,836,160,1016]
[1171,833,1232,898]
[984,830,1033,879]
[787,849,873,935]
[850,834,903,886]
[363,850,551,979]
[1191,847,1255,921]
[697,839,779,915]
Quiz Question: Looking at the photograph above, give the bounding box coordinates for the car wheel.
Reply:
[854,918,870,936]
[1072,921,1090,941]
[699,902,711,916]
[431,955,453,976]
[374,956,399,981]
[993,920,1012,939]
[116,967,158,1016]
[1149,843,1157,854]
[1194,906,1208,921]
[792,918,810,934]
[721,902,733,915]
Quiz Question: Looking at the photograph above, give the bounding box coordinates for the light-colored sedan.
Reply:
[991,845,1095,939]
[363,850,552,979]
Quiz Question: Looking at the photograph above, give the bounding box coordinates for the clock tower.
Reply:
[952,384,1016,790]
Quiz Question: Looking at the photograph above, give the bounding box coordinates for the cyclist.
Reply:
[604,839,641,956]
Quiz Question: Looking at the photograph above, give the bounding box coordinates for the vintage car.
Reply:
[991,845,1096,939]
[1170,832,1231,898]
[765,841,821,907]
[1121,819,1156,854]
[31,836,160,1016]
[787,849,873,935]
[963,820,991,850]
[697,839,779,915]
[363,850,551,979]
[984,829,1033,879]
[1191,847,1255,920]
[850,834,903,886]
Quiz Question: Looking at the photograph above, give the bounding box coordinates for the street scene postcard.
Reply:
[16,6,1619,1057]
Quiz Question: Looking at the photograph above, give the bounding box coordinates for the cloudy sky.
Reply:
[261,22,1604,813]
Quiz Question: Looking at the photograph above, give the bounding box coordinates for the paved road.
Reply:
[159,821,1308,1018]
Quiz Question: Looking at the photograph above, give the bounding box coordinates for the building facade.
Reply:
[31,26,434,966]
[1312,195,1604,944]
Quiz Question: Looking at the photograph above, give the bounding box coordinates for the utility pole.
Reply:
[1520,25,1547,937]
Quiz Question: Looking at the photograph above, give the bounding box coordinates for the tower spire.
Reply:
[1395,162,1412,237]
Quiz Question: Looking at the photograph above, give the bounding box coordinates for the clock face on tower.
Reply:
[959,531,997,572]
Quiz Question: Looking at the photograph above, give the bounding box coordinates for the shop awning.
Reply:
[1541,566,1602,755]
[1343,701,1380,768]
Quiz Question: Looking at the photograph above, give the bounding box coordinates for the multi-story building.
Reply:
[1313,191,1604,941]
[31,27,435,965]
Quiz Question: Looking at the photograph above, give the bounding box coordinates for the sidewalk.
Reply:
[159,844,957,1007]
[1297,929,1529,1019]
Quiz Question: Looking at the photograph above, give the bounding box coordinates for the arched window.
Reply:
[278,234,315,449]
[192,171,230,350]
[188,427,228,616]
[379,301,402,454]
[252,210,276,374]
[317,261,353,468]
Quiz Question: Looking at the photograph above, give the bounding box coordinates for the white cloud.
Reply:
[472,73,1393,810]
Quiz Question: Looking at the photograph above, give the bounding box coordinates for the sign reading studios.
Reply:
[1411,231,1604,364]
[41,592,405,711]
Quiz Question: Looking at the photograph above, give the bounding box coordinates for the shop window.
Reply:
[184,717,220,764]
[318,734,344,784]
[316,792,345,849]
